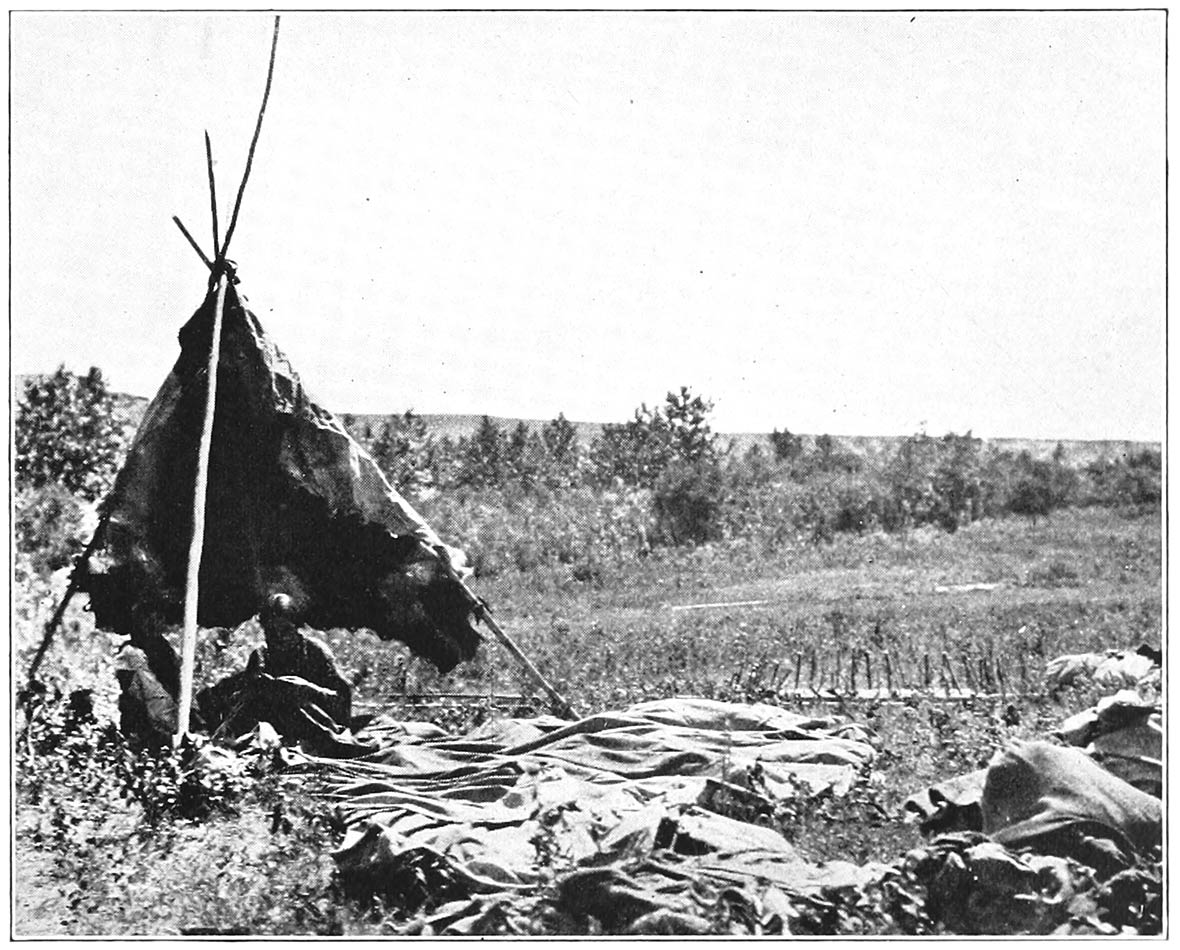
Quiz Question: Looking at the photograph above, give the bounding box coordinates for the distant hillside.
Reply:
[343,415,1157,464]
[716,432,1159,467]
[347,413,606,446]
[13,376,1159,465]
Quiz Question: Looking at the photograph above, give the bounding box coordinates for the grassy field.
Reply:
[335,505,1160,712]
[13,504,1161,934]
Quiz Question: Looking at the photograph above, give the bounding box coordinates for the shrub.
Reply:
[787,470,891,541]
[1121,452,1162,507]
[417,484,652,582]
[930,433,985,531]
[14,484,91,578]
[16,365,126,501]
[881,434,942,530]
[652,460,724,546]
[591,406,671,487]
[502,422,545,490]
[1082,450,1161,509]
[769,428,804,463]
[539,414,584,488]
[1006,452,1061,523]
[367,410,435,495]
[455,416,510,489]
[16,687,353,936]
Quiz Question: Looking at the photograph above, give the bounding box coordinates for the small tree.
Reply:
[427,434,462,489]
[369,410,434,495]
[663,386,716,467]
[591,404,671,487]
[814,433,836,467]
[769,427,804,463]
[882,433,941,529]
[502,421,543,490]
[541,413,582,488]
[1008,452,1056,524]
[14,484,90,577]
[932,432,984,531]
[653,459,725,546]
[16,365,125,501]
[1122,449,1163,507]
[457,416,509,488]
[798,433,862,477]
[590,386,716,488]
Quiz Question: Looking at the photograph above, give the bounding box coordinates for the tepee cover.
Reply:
[79,280,480,672]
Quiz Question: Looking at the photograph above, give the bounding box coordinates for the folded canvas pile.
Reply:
[902,645,1162,934]
[1043,644,1160,696]
[293,698,886,933]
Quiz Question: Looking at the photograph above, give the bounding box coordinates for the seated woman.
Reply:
[253,592,353,725]
[201,593,375,757]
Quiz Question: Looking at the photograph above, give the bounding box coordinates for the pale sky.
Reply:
[10,11,1166,440]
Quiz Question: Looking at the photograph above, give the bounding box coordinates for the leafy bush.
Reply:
[16,366,125,501]
[456,415,510,489]
[591,407,671,487]
[367,410,435,495]
[16,688,354,936]
[14,485,91,578]
[652,460,725,546]
[417,484,652,583]
[19,689,251,826]
[1004,451,1076,523]
[769,427,804,463]
[539,414,584,487]
[1081,450,1161,509]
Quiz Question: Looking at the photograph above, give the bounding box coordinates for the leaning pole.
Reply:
[176,270,228,740]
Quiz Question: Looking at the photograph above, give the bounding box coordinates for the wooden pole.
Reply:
[220,16,281,259]
[428,542,575,718]
[172,216,213,271]
[941,651,958,691]
[205,131,220,256]
[25,576,82,686]
[24,515,110,687]
[176,272,229,739]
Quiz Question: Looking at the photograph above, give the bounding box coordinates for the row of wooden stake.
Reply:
[728,646,1037,701]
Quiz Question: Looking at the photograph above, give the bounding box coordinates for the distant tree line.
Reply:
[341,390,1161,547]
[12,369,1164,582]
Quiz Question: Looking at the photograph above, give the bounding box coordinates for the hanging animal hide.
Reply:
[79,280,480,672]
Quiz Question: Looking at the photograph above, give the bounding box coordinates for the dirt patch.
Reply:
[12,841,71,937]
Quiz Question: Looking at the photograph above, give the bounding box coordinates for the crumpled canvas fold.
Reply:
[306,698,880,905]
